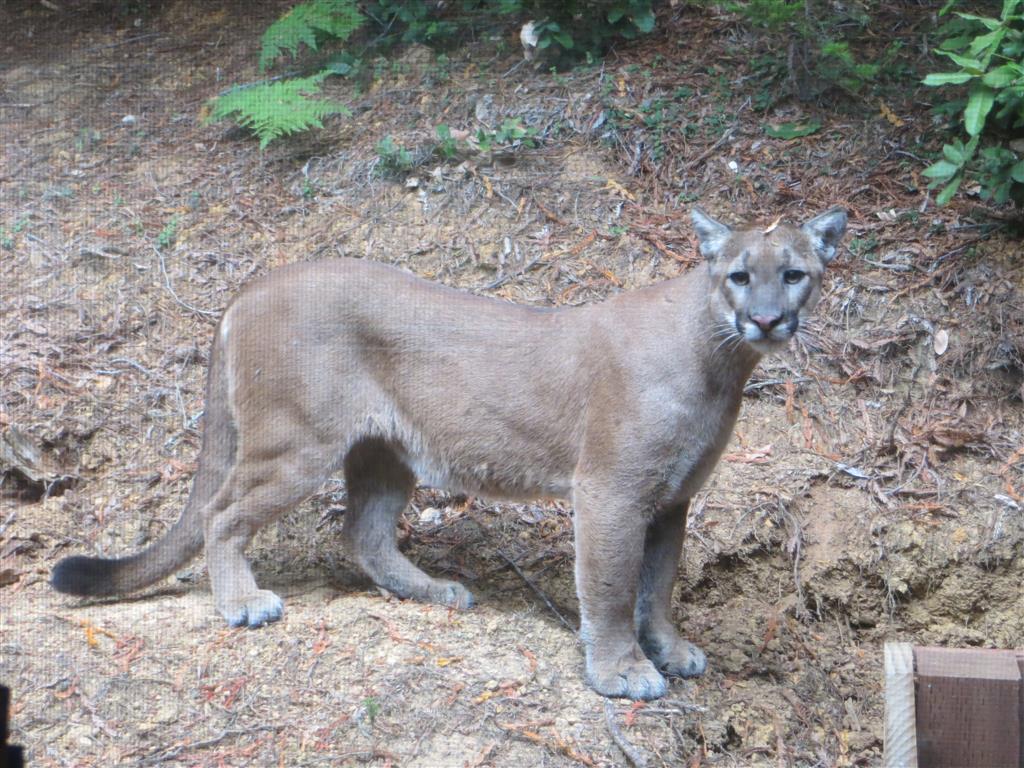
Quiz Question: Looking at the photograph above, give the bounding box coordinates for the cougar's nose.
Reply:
[749,312,783,332]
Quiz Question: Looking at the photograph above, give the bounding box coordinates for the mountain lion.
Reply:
[52,206,847,700]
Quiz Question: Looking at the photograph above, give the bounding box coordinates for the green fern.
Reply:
[259,0,364,72]
[207,74,350,149]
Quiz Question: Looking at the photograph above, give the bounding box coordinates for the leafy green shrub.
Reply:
[207,0,657,149]
[922,0,1024,205]
[259,0,365,71]
[363,1,658,59]
[375,135,415,175]
[366,0,459,44]
[208,74,350,149]
[435,124,459,159]
[476,117,537,151]
[524,1,656,58]
[720,0,890,99]
[206,0,363,149]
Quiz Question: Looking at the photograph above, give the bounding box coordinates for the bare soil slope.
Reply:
[2,2,1022,766]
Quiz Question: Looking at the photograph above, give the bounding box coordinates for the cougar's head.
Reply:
[691,207,847,355]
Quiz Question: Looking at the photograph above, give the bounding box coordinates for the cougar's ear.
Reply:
[801,208,848,264]
[691,207,732,261]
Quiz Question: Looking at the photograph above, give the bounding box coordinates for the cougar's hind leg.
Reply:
[204,442,332,628]
[342,438,474,609]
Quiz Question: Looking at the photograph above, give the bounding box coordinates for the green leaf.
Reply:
[936,176,962,205]
[632,9,656,33]
[764,120,821,139]
[923,72,974,86]
[1010,159,1024,183]
[964,81,996,135]
[939,35,974,51]
[936,50,985,72]
[207,73,349,149]
[982,64,1020,88]
[607,8,625,23]
[922,159,960,180]
[259,0,364,72]
[942,143,965,165]
[552,31,574,49]
[968,28,1007,61]
[953,13,1002,31]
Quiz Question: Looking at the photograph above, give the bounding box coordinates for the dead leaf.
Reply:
[602,179,635,201]
[724,445,773,464]
[879,101,905,127]
[1,427,52,484]
[623,701,645,727]
[519,646,538,672]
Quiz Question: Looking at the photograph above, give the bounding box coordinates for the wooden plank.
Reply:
[914,646,1021,768]
[883,642,918,768]
[1019,653,1024,768]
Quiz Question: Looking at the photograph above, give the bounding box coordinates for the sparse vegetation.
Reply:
[258,0,364,71]
[923,0,1024,205]
[374,134,415,175]
[475,116,537,152]
[207,0,363,148]
[714,0,898,98]
[207,74,351,150]
[156,214,180,250]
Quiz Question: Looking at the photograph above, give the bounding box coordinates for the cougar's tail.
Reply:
[52,335,235,597]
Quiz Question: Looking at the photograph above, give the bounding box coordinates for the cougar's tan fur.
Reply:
[52,206,847,700]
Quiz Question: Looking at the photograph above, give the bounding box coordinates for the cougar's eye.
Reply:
[783,269,806,285]
[728,271,750,286]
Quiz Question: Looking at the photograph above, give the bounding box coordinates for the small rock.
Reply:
[419,506,442,525]
[520,22,538,61]
[154,701,179,723]
[122,114,137,126]
[474,94,495,125]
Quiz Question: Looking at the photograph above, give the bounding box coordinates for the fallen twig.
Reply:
[139,725,283,765]
[498,550,577,635]
[153,245,220,318]
[496,720,596,766]
[604,701,651,768]
[479,255,544,292]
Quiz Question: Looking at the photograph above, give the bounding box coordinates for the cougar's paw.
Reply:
[218,589,284,628]
[428,580,475,610]
[647,638,708,679]
[586,651,668,700]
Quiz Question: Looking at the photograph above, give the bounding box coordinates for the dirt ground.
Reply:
[1,2,1022,766]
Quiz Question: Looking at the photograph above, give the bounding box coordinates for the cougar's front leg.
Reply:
[572,483,667,700]
[635,501,707,678]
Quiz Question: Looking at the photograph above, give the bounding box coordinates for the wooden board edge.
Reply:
[883,641,918,768]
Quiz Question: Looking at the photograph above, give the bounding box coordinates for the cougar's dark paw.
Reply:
[218,590,284,628]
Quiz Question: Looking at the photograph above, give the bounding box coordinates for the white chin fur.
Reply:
[748,338,790,355]
[742,326,792,354]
